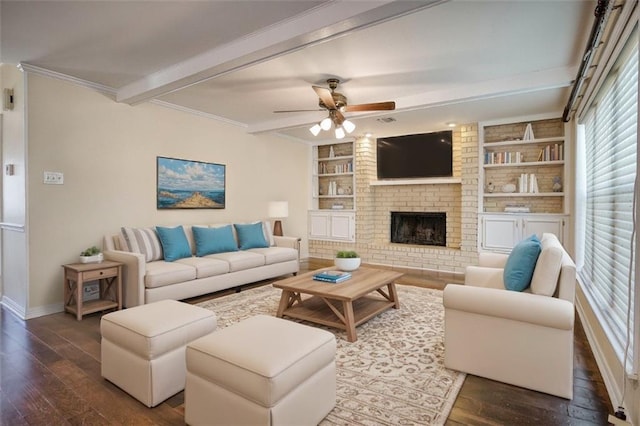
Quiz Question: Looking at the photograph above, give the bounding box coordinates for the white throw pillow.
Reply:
[530,246,563,296]
[119,227,163,262]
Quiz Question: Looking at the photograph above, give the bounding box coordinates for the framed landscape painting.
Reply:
[157,156,226,209]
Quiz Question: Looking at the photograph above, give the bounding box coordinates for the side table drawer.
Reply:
[84,267,119,281]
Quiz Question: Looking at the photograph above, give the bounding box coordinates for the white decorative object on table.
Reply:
[335,251,361,271]
[80,253,104,263]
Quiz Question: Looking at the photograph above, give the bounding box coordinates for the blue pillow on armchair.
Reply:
[503,237,542,291]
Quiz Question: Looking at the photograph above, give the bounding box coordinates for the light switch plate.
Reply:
[44,171,63,185]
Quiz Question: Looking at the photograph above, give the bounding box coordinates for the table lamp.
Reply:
[268,201,289,236]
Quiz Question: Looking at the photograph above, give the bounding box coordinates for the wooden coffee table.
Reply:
[273,267,403,342]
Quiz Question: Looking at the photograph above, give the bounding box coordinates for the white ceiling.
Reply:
[0,0,595,143]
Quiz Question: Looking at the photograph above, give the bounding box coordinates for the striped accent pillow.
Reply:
[119,227,163,262]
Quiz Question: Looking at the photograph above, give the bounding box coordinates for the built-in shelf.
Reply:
[370,177,462,186]
[484,160,564,168]
[483,136,564,148]
[484,192,565,197]
[318,195,354,199]
[318,172,354,177]
[318,155,354,161]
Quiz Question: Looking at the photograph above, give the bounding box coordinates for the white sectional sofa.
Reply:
[103,221,300,308]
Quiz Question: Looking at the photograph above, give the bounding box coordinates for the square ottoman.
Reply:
[101,299,217,407]
[185,314,336,426]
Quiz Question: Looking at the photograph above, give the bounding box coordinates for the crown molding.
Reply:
[19,63,117,96]
[149,99,246,128]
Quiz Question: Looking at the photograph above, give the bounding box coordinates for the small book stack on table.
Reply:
[312,270,352,283]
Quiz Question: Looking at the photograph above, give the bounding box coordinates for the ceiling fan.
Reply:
[274,78,396,138]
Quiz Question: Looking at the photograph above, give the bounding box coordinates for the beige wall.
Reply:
[18,72,309,317]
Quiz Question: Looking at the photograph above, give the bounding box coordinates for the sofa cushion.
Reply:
[206,251,265,272]
[247,247,298,265]
[234,222,269,250]
[145,261,197,288]
[530,241,564,297]
[503,238,542,291]
[176,257,230,279]
[193,225,238,256]
[156,226,192,261]
[119,227,163,262]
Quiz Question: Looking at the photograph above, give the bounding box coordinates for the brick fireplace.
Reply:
[308,124,479,274]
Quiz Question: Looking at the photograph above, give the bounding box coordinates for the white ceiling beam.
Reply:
[117,0,442,105]
[246,66,576,134]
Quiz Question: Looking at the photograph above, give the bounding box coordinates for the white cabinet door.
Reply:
[522,216,565,243]
[480,214,567,252]
[330,212,355,241]
[309,211,331,240]
[309,210,355,242]
[481,215,519,251]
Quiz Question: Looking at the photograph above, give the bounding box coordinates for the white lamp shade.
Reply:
[343,119,355,134]
[335,127,345,139]
[268,201,289,218]
[320,117,332,131]
[309,124,321,136]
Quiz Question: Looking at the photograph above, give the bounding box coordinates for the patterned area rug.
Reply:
[197,284,465,425]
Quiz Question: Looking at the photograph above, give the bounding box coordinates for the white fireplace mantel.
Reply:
[369,177,462,186]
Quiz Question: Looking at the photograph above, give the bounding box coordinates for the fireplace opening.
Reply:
[390,212,446,247]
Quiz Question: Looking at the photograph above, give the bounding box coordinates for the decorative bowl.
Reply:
[334,257,361,272]
[501,184,516,193]
[80,253,104,263]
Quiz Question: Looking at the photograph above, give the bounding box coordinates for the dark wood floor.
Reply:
[0,260,612,425]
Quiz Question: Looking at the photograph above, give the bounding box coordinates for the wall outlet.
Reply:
[43,171,63,185]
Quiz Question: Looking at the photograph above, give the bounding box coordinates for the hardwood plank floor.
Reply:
[0,260,612,425]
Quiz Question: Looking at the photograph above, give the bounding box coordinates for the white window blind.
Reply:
[581,34,638,362]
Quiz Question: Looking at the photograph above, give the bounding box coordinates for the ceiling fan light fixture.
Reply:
[320,117,333,131]
[343,119,355,134]
[309,123,322,136]
[335,127,345,139]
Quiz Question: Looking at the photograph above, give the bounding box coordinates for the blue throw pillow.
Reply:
[503,238,542,291]
[192,225,238,257]
[155,225,192,261]
[234,222,269,250]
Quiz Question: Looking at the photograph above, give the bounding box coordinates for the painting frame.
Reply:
[156,156,226,209]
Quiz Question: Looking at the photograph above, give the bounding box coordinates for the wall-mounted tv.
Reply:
[376,130,453,179]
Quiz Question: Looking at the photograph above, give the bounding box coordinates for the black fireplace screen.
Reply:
[390,212,446,246]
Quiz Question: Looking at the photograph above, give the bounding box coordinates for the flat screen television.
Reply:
[376,130,453,179]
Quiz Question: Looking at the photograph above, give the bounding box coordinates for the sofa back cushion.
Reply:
[193,225,239,256]
[234,222,269,250]
[119,227,163,262]
[156,225,192,261]
[503,235,542,291]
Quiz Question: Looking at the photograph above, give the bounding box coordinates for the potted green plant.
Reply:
[334,250,361,271]
[80,245,103,263]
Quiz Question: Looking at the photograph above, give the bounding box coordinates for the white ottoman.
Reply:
[185,314,336,426]
[100,300,217,407]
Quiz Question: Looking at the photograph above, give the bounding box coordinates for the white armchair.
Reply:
[443,233,576,399]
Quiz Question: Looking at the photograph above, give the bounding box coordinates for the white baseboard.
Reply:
[26,303,64,319]
[1,296,27,319]
[575,296,621,410]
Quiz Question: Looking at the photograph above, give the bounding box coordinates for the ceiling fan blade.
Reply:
[333,110,345,125]
[313,85,336,110]
[343,101,396,112]
[273,109,324,113]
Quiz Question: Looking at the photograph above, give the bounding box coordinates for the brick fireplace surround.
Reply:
[309,124,479,274]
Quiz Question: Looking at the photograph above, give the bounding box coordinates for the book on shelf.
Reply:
[313,270,352,283]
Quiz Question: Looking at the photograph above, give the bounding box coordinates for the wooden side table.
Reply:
[62,260,123,320]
